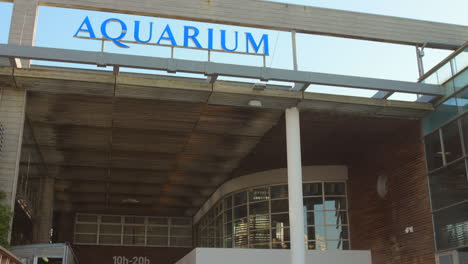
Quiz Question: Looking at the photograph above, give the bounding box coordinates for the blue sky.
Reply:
[0,0,466,100]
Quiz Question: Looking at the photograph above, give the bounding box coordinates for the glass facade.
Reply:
[423,45,468,252]
[196,181,350,250]
[74,214,192,247]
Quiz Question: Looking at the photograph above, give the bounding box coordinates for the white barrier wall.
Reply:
[175,248,372,264]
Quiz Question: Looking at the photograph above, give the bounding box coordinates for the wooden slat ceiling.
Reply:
[24,91,418,217]
[25,91,283,216]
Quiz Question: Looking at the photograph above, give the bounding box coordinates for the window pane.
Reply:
[147,236,168,246]
[249,214,270,230]
[75,224,97,233]
[148,217,168,225]
[249,201,269,215]
[325,182,346,195]
[224,196,233,209]
[171,227,192,236]
[224,209,233,222]
[101,216,121,223]
[234,205,247,219]
[307,211,324,226]
[99,235,121,245]
[100,224,121,235]
[249,229,270,244]
[225,222,233,236]
[147,226,168,236]
[123,235,145,245]
[326,225,348,240]
[171,236,192,247]
[325,211,348,225]
[233,218,248,236]
[307,226,325,241]
[303,183,322,196]
[124,216,145,224]
[271,185,288,199]
[271,213,289,228]
[462,115,468,153]
[234,192,247,205]
[124,226,145,235]
[304,197,324,211]
[249,243,269,249]
[271,199,288,213]
[434,202,468,250]
[249,187,270,202]
[272,227,290,242]
[430,159,468,210]
[423,98,459,134]
[442,121,463,163]
[425,130,444,170]
[325,197,347,210]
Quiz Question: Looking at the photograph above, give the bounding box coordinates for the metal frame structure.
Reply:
[0,45,443,97]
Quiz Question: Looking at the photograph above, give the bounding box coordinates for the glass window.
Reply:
[100,224,121,235]
[123,236,145,245]
[234,192,247,205]
[325,183,346,195]
[425,130,444,170]
[249,229,270,244]
[125,216,145,224]
[147,236,168,246]
[124,226,145,235]
[148,217,168,225]
[307,211,324,226]
[249,215,270,230]
[249,201,269,215]
[304,197,324,211]
[249,187,270,202]
[99,235,121,245]
[462,115,468,153]
[75,234,96,244]
[272,227,290,242]
[434,201,468,250]
[303,183,322,196]
[442,120,463,163]
[147,226,168,236]
[224,196,233,209]
[430,159,468,210]
[423,98,459,135]
[271,213,289,228]
[233,205,247,219]
[271,199,289,213]
[172,218,191,226]
[325,197,347,210]
[271,185,288,199]
[195,181,349,250]
[171,227,192,237]
[101,216,121,223]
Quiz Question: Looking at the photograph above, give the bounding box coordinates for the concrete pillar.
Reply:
[8,0,39,67]
[285,107,306,264]
[34,176,54,244]
[0,88,27,242]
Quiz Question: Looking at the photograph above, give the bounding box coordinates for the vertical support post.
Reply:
[285,107,306,264]
[415,46,425,78]
[291,31,298,71]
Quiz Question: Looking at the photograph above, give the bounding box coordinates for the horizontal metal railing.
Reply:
[419,41,468,84]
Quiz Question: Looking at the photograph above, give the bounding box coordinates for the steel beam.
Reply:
[0,45,444,97]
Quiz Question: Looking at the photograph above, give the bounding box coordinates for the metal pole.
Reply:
[285,107,306,264]
[415,46,424,78]
[291,31,298,71]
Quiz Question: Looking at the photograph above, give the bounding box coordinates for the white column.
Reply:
[285,107,306,264]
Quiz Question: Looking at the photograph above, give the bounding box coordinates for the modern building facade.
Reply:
[0,0,467,264]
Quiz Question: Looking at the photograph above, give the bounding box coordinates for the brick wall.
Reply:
[348,121,435,264]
